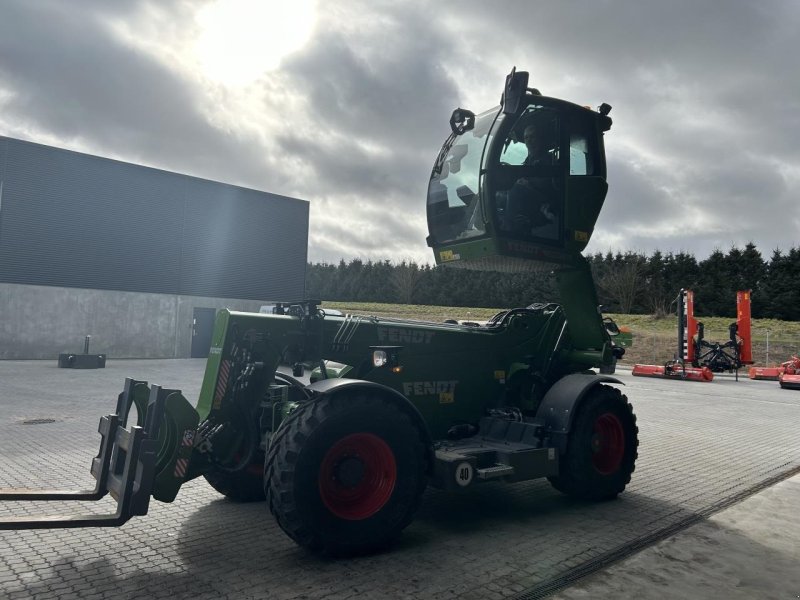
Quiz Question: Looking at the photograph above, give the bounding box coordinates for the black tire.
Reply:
[204,451,266,502]
[548,384,638,500]
[265,392,428,555]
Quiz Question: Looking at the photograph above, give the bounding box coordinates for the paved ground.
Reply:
[552,473,800,599]
[1,360,799,599]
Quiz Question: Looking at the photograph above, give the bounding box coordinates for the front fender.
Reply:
[536,373,623,453]
[305,378,434,472]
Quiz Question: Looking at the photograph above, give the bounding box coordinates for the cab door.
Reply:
[487,103,566,248]
[562,113,610,254]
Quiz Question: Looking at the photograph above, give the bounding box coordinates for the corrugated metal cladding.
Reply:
[0,136,308,300]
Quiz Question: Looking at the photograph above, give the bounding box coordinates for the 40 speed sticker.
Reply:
[455,462,473,487]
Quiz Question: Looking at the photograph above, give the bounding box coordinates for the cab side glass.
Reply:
[499,105,561,166]
[569,130,594,175]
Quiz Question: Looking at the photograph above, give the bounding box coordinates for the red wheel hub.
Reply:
[318,433,397,520]
[591,412,625,475]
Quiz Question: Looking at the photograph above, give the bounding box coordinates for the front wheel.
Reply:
[204,416,266,502]
[548,384,638,500]
[204,452,266,502]
[265,391,428,555]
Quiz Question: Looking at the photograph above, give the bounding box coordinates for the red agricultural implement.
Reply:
[632,289,753,382]
[631,362,714,382]
[779,372,800,390]
[749,356,800,389]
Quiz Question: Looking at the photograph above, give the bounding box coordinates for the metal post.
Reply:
[652,331,657,364]
[765,330,770,366]
[84,335,91,354]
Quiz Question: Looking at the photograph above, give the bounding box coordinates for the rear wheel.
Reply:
[548,384,637,500]
[266,392,428,555]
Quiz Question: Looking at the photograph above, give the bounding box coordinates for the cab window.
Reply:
[493,106,562,243]
[427,107,499,244]
[569,130,594,175]
[499,105,560,166]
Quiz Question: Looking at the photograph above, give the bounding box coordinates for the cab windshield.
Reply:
[427,107,500,244]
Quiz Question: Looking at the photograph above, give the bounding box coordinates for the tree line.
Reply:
[305,243,800,320]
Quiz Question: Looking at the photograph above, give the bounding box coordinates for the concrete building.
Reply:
[0,136,309,359]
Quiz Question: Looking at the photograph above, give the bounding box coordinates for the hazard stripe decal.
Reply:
[213,359,231,409]
[174,458,189,478]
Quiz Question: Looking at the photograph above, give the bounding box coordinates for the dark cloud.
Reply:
[276,7,461,209]
[0,0,278,190]
[0,0,797,265]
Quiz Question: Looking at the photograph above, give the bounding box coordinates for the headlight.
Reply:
[372,350,388,368]
[370,346,402,372]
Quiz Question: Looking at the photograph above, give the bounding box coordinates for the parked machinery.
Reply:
[749,355,800,390]
[0,69,638,555]
[633,289,752,382]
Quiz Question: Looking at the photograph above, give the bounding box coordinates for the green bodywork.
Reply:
[425,82,615,377]
[147,296,613,500]
[146,72,619,502]
[197,304,582,440]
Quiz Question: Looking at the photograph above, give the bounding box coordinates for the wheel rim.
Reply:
[591,412,625,475]
[318,433,397,520]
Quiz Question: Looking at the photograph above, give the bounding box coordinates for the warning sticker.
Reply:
[455,462,473,487]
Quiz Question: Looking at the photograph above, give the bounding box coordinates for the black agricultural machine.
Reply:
[0,69,638,555]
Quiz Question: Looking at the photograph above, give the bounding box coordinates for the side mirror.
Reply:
[502,67,529,115]
[449,108,475,135]
[603,317,620,336]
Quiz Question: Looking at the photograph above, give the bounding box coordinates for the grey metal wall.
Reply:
[0,282,269,359]
[0,136,308,300]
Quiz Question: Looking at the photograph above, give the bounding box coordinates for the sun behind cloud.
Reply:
[193,0,316,87]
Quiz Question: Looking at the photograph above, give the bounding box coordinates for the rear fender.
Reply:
[304,378,434,474]
[536,373,623,453]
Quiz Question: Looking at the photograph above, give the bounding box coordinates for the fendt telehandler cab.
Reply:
[0,69,638,556]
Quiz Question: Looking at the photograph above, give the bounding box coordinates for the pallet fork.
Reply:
[0,379,174,529]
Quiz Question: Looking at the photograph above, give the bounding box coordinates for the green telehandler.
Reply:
[0,69,637,555]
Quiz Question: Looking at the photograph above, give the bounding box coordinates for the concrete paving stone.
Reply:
[75,593,106,600]
[46,580,71,591]
[68,580,96,592]
[551,476,800,599]
[2,361,800,599]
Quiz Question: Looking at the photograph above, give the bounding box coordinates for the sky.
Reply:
[1,0,798,265]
